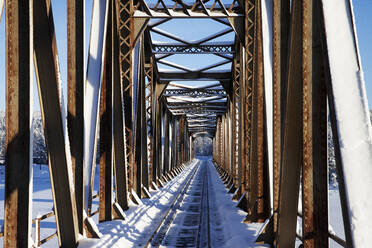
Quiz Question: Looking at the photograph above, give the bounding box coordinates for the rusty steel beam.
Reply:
[164,111,170,173]
[153,97,163,184]
[301,0,328,247]
[117,0,134,192]
[275,0,303,247]
[133,39,142,197]
[139,37,149,195]
[113,0,129,212]
[145,58,154,189]
[99,1,113,222]
[243,0,255,199]
[171,116,177,171]
[237,43,245,198]
[133,0,244,19]
[67,0,85,233]
[272,0,290,233]
[232,55,239,188]
[246,0,269,223]
[4,1,32,246]
[33,0,79,245]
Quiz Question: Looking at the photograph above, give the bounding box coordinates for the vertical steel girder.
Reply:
[33,0,79,246]
[137,37,149,196]
[232,54,240,188]
[301,0,328,246]
[171,116,177,171]
[113,0,129,212]
[145,58,154,188]
[243,0,255,197]
[133,38,142,197]
[238,43,245,195]
[5,1,32,246]
[276,1,329,247]
[117,0,134,192]
[163,111,170,173]
[246,0,269,223]
[154,100,163,184]
[272,0,290,232]
[275,1,303,246]
[140,49,150,195]
[242,0,270,222]
[99,1,113,222]
[67,0,85,234]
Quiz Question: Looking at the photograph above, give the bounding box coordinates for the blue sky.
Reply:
[0,1,371,111]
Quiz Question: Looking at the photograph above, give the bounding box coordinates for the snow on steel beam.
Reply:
[133,9,243,18]
[163,89,226,97]
[84,0,109,215]
[172,110,225,115]
[0,0,4,22]
[187,118,217,122]
[322,0,372,247]
[167,101,226,106]
[188,124,216,128]
[159,71,231,80]
[167,82,224,91]
[167,103,226,108]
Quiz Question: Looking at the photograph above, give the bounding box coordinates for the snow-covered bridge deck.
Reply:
[79,158,266,248]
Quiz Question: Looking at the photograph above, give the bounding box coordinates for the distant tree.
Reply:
[194,136,212,156]
[0,112,47,164]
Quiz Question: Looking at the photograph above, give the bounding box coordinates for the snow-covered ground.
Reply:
[0,164,100,248]
[0,158,346,247]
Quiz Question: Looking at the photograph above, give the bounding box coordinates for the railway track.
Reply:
[145,160,212,248]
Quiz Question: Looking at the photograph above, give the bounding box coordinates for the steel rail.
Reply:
[197,161,211,248]
[145,161,200,247]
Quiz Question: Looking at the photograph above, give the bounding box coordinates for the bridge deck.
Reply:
[78,158,267,248]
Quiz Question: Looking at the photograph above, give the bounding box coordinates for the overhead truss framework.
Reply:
[134,0,244,18]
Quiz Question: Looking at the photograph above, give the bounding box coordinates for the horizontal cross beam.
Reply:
[153,43,234,54]
[159,71,231,80]
[134,10,243,18]
[163,89,226,97]
[167,101,226,107]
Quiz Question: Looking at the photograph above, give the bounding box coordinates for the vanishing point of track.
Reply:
[145,160,211,248]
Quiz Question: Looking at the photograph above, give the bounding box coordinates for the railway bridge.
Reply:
[1,0,372,247]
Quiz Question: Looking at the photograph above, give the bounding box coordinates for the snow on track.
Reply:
[78,160,198,248]
[79,157,270,248]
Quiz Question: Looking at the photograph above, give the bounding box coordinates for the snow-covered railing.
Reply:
[296,212,346,247]
[32,211,57,247]
[88,194,99,217]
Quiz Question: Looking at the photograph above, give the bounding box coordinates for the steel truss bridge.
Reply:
[0,0,370,247]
